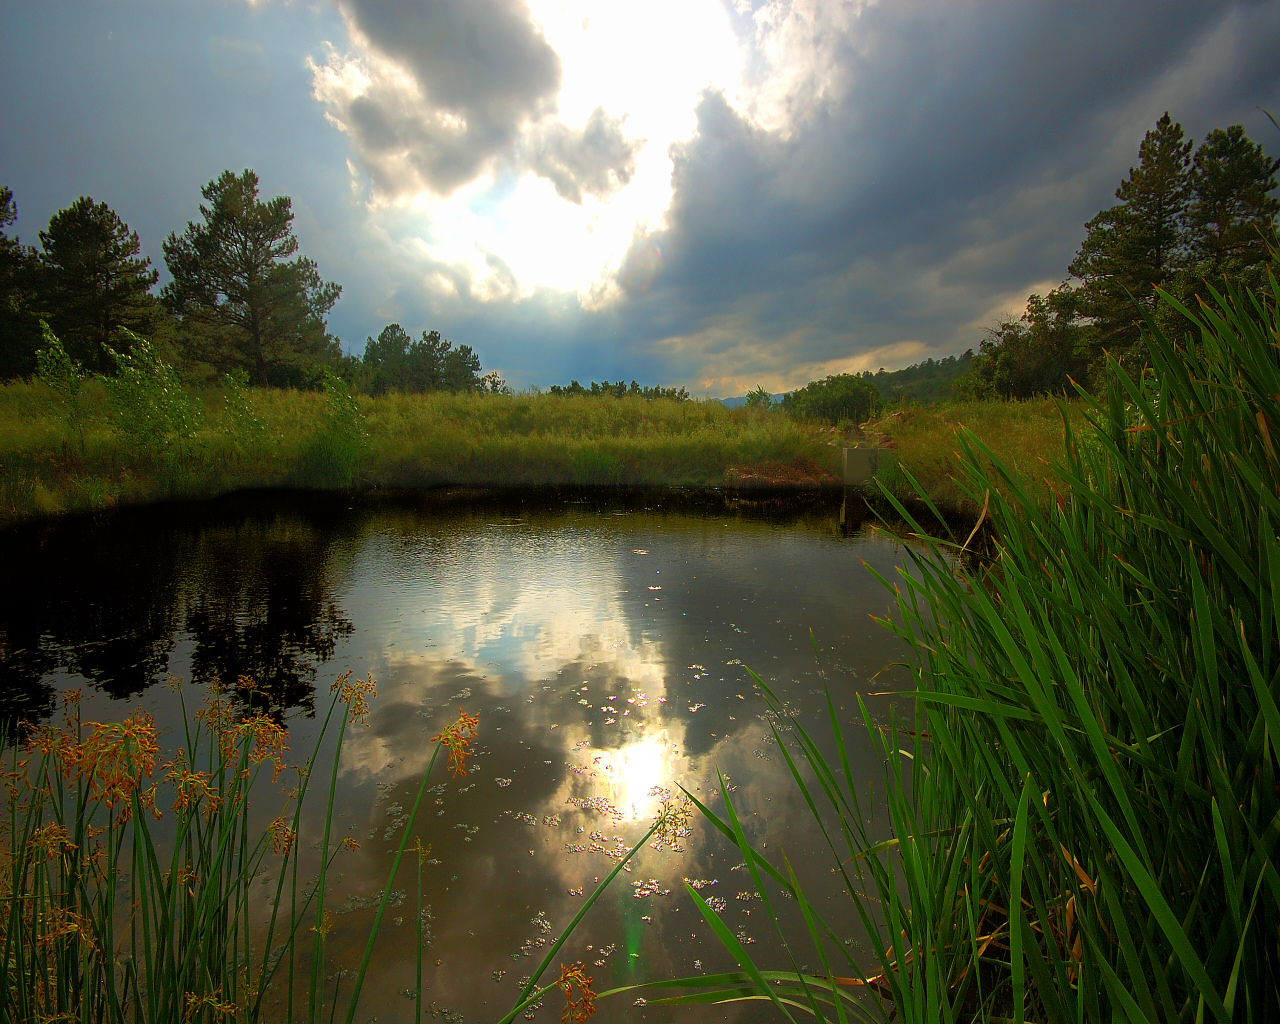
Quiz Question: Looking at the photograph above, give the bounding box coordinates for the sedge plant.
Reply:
[0,673,481,1024]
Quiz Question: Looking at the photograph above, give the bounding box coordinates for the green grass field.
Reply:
[0,383,854,523]
[0,377,1087,526]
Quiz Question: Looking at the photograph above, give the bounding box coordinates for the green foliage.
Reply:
[36,320,90,454]
[0,185,43,380]
[668,271,1280,1021]
[973,114,1277,395]
[0,385,841,523]
[864,351,974,404]
[104,331,201,463]
[37,195,160,375]
[298,371,367,486]
[220,366,269,462]
[744,384,773,410]
[1069,112,1193,365]
[162,169,341,387]
[957,288,1089,399]
[361,323,489,395]
[781,372,879,424]
[1069,113,1278,377]
[1185,124,1280,283]
[546,379,691,400]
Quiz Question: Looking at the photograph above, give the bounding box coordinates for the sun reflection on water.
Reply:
[591,735,673,823]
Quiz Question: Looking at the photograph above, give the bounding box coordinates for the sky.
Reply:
[2,1,1278,395]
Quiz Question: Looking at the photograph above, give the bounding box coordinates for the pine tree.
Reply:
[361,323,484,395]
[37,196,159,374]
[162,170,341,387]
[1185,124,1280,285]
[0,186,43,380]
[1069,113,1193,369]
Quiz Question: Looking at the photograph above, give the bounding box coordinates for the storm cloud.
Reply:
[525,108,640,203]
[1,0,1278,394]
[312,0,563,195]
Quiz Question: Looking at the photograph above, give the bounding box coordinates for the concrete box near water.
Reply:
[843,446,895,487]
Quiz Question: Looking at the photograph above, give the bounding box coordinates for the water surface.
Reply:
[1,489,914,1023]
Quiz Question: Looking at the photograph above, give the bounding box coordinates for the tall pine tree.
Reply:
[1185,124,1280,285]
[162,170,341,387]
[0,186,43,380]
[1069,112,1192,369]
[37,196,159,374]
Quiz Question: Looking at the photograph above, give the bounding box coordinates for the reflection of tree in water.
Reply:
[0,499,357,725]
[0,512,186,731]
[183,519,354,717]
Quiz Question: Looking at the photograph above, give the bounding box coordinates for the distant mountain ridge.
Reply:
[721,351,974,408]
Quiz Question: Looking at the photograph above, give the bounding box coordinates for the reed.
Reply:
[619,271,1280,1021]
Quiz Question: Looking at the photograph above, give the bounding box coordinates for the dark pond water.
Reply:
[1,489,916,1023]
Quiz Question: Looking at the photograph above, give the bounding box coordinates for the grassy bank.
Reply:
[858,395,1085,512]
[0,366,1089,527]
[0,384,845,525]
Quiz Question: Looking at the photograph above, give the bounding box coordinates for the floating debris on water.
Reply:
[495,778,512,788]
[631,878,671,898]
[705,896,728,914]
[687,703,706,713]
[683,878,718,889]
[335,889,406,915]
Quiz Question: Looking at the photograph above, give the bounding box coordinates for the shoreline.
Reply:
[0,479,983,543]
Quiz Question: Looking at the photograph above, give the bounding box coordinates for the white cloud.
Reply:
[310,0,766,306]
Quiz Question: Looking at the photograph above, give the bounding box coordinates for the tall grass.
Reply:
[0,380,841,524]
[622,272,1280,1021]
[0,674,479,1024]
[864,396,1086,512]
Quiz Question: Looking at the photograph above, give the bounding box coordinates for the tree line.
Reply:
[545,379,690,400]
[0,170,503,394]
[960,113,1279,399]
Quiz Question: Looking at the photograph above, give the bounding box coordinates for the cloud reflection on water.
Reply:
[308,505,910,1022]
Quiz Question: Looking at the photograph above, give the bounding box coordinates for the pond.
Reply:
[1,489,917,1023]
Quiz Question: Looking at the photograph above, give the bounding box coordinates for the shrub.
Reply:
[781,373,879,424]
[296,371,367,486]
[35,321,90,454]
[105,330,201,463]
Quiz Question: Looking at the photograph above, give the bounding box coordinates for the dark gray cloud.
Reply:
[2,0,1278,394]
[525,108,640,203]
[583,0,1280,390]
[319,0,562,194]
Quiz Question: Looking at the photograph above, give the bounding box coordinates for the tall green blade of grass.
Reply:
[656,269,1280,1021]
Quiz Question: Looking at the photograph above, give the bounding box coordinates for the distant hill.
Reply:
[720,393,786,408]
[721,353,973,409]
[865,351,974,405]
